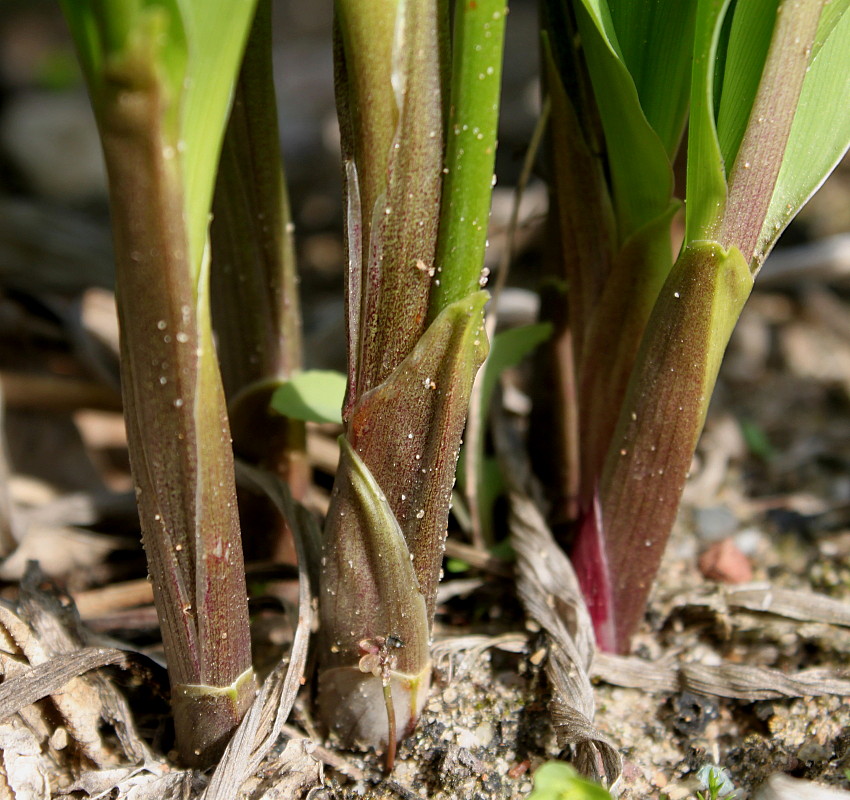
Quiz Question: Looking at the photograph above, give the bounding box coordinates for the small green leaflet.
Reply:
[270,370,346,424]
[527,761,613,800]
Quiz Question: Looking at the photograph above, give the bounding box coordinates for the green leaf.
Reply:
[739,418,774,461]
[178,0,258,274]
[528,761,613,800]
[446,557,471,573]
[271,370,346,425]
[757,2,850,260]
[572,0,675,241]
[607,0,697,157]
[685,0,734,244]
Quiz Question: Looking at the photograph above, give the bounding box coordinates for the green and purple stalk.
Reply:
[587,0,831,651]
[543,0,848,652]
[319,0,505,761]
[61,0,258,764]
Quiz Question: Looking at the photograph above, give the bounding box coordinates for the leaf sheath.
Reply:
[581,243,753,651]
[99,81,255,761]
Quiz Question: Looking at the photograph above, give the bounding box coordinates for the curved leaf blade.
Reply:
[573,0,674,241]
[607,0,697,157]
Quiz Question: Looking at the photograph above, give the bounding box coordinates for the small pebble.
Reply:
[698,537,753,584]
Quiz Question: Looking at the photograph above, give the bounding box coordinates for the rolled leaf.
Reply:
[534,20,612,530]
[319,291,488,745]
[211,0,302,399]
[714,0,779,170]
[757,2,850,262]
[318,438,431,748]
[539,15,684,534]
[336,0,444,403]
[326,0,498,754]
[684,0,734,244]
[430,0,508,313]
[717,0,826,264]
[576,202,678,504]
[346,291,489,618]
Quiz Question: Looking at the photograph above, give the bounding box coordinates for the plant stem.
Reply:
[592,243,752,651]
[61,0,258,764]
[430,0,508,317]
[100,87,255,764]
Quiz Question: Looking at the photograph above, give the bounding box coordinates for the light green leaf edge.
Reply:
[812,0,850,61]
[179,0,258,278]
[684,0,734,243]
[757,3,850,261]
[572,0,674,242]
[271,370,347,425]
